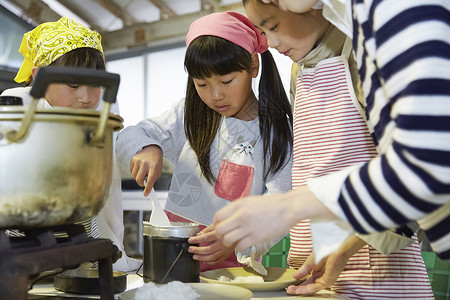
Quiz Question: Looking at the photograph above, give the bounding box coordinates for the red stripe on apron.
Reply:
[288,44,433,299]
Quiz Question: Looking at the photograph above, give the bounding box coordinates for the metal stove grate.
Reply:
[0,224,116,300]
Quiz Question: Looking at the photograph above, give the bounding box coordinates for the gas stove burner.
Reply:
[0,225,118,300]
[0,224,89,255]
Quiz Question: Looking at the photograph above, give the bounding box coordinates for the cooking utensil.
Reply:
[237,248,267,275]
[149,189,171,226]
[54,268,127,295]
[143,221,200,283]
[120,283,253,300]
[200,267,305,292]
[247,256,267,276]
[0,66,122,228]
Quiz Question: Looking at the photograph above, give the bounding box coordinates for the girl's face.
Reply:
[193,58,258,121]
[245,1,327,62]
[262,0,319,13]
[45,83,101,109]
[31,67,101,109]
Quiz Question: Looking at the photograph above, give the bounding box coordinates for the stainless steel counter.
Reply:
[29,274,346,299]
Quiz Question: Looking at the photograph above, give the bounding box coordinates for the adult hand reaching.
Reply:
[213,187,335,252]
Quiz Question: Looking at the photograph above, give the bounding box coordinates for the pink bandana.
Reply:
[185,12,268,54]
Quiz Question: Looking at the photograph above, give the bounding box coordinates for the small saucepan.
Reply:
[54,268,127,295]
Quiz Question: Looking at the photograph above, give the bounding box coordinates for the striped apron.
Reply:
[288,39,434,299]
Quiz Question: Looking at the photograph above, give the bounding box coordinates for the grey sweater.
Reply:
[116,99,292,226]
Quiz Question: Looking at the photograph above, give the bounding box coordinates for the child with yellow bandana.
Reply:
[1,16,140,272]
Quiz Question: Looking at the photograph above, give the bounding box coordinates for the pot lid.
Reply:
[143,221,200,238]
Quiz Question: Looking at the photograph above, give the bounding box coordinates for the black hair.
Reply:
[184,35,292,184]
[50,47,105,70]
[24,47,105,86]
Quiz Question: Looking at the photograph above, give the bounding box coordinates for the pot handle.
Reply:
[29,66,119,102]
[7,67,120,143]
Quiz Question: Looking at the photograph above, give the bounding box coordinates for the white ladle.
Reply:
[238,251,268,276]
[248,256,267,276]
[147,186,171,227]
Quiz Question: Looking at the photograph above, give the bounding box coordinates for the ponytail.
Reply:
[258,50,293,180]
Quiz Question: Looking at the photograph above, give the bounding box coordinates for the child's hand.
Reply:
[187,225,235,265]
[287,236,366,295]
[130,145,163,196]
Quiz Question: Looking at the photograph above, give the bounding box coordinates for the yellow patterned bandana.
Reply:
[15,16,103,84]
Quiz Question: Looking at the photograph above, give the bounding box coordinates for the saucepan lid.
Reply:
[143,221,199,238]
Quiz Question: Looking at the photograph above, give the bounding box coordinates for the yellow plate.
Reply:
[119,283,253,300]
[200,267,304,292]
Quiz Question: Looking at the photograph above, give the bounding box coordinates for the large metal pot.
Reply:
[0,67,123,228]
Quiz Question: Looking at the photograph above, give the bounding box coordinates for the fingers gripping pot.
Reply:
[0,67,123,228]
[143,222,200,284]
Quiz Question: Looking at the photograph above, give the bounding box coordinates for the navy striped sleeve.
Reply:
[339,0,450,259]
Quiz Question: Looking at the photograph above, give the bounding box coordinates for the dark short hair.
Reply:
[50,47,106,70]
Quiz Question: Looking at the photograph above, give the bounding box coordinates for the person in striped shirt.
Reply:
[213,0,449,288]
[234,0,434,298]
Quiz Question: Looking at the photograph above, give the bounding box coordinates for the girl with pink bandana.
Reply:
[116,12,293,271]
